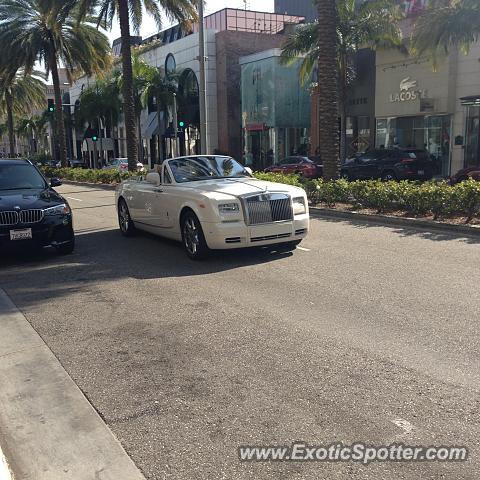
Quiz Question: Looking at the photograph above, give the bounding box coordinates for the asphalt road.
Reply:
[0,183,479,480]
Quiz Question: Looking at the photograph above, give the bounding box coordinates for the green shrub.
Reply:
[39,166,140,184]
[451,179,480,222]
[314,178,351,207]
[253,172,302,187]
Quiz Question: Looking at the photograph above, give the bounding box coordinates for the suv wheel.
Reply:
[381,170,397,182]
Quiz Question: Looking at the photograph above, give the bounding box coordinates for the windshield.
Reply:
[168,156,250,183]
[0,164,47,190]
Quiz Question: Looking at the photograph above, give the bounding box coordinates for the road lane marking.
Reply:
[66,196,83,202]
[391,418,414,434]
[297,246,311,252]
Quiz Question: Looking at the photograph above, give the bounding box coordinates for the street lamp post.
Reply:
[173,93,178,157]
[198,0,209,155]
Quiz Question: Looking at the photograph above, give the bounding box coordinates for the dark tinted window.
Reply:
[360,150,386,161]
[0,164,46,190]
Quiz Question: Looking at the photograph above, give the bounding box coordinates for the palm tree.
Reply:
[0,70,45,157]
[0,0,111,166]
[80,0,198,171]
[16,115,48,155]
[141,65,177,164]
[282,0,402,176]
[76,77,122,162]
[412,0,480,65]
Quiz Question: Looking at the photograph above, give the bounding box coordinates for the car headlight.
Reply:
[44,203,71,216]
[218,203,240,214]
[292,197,306,215]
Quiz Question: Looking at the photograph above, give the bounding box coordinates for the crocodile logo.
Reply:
[400,77,417,91]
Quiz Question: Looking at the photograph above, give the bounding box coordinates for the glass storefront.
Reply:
[376,115,452,176]
[241,53,311,168]
[464,106,480,167]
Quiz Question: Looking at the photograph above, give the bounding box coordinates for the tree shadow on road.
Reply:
[0,228,294,308]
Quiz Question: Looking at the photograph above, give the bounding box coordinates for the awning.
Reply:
[143,111,166,138]
[460,95,480,106]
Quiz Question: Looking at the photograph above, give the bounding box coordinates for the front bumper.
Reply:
[0,215,74,250]
[202,214,309,250]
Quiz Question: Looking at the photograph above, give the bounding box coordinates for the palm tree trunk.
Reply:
[118,0,139,171]
[339,54,348,164]
[5,92,15,157]
[50,53,68,167]
[317,0,339,180]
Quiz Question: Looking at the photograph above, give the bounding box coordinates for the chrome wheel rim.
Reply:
[183,217,199,255]
[119,203,129,232]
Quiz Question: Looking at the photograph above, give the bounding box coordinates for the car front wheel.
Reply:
[181,211,209,260]
[118,199,136,236]
[56,237,75,255]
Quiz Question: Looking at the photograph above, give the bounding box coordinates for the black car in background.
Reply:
[0,159,74,254]
[341,148,434,181]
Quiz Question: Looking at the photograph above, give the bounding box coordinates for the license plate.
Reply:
[10,228,33,241]
[418,170,425,175]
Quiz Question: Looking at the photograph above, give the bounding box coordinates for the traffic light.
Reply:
[47,99,55,113]
[92,135,98,142]
[178,121,185,128]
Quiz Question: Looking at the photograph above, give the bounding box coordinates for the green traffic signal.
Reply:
[92,135,98,142]
[49,106,54,112]
[178,121,185,128]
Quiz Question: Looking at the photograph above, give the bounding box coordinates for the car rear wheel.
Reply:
[118,199,136,237]
[381,170,397,182]
[181,211,209,260]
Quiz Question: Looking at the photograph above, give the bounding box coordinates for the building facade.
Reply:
[274,0,317,21]
[375,40,480,175]
[69,8,304,167]
[240,49,311,169]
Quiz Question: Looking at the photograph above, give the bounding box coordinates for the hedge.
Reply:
[255,173,480,222]
[41,167,480,222]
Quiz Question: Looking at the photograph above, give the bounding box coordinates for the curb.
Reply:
[310,206,480,238]
[60,180,117,190]
[0,289,146,480]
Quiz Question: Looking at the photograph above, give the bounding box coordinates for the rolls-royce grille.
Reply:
[20,209,44,224]
[246,194,293,225]
[0,211,19,226]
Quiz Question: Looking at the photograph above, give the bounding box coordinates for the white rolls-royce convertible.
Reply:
[115,155,309,259]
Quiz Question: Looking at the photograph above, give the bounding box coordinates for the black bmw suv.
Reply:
[341,148,434,181]
[0,159,74,254]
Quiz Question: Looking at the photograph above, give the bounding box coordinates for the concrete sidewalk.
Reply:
[0,289,146,480]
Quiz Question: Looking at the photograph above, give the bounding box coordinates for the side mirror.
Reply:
[50,177,62,187]
[244,166,253,176]
[146,172,161,186]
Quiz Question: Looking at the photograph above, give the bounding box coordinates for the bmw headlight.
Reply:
[292,197,306,215]
[218,203,240,214]
[44,203,71,216]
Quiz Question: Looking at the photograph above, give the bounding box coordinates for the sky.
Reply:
[107,0,275,43]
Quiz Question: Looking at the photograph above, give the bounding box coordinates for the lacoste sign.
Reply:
[389,77,428,103]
